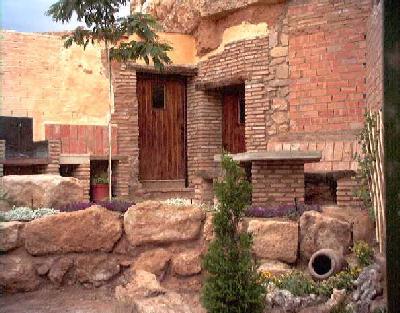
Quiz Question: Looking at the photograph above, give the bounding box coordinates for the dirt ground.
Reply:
[0,285,205,313]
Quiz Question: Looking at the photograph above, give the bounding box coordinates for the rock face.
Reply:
[24,206,122,255]
[124,201,205,246]
[1,175,84,208]
[247,219,298,263]
[48,256,73,285]
[300,211,352,260]
[0,251,41,292]
[322,205,375,243]
[115,270,192,313]
[75,254,120,285]
[133,248,171,275]
[172,249,202,276]
[0,221,24,252]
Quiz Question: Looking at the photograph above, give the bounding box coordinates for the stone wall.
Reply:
[337,175,364,208]
[0,140,5,177]
[0,201,373,293]
[252,160,304,206]
[71,163,91,201]
[366,0,383,112]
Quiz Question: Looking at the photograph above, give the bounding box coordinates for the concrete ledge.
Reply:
[59,154,90,165]
[214,151,322,163]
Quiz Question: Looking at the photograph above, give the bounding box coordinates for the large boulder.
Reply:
[74,254,120,286]
[0,251,41,292]
[300,211,352,260]
[0,221,24,252]
[115,270,192,313]
[133,248,171,275]
[124,201,205,246]
[247,218,298,264]
[172,249,202,276]
[24,206,122,255]
[322,205,375,243]
[0,175,84,208]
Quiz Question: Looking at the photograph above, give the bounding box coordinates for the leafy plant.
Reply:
[92,173,109,185]
[261,268,361,298]
[201,154,265,313]
[352,241,374,267]
[47,0,172,200]
[354,111,378,218]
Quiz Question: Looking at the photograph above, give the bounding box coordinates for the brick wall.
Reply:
[0,140,5,177]
[337,175,364,208]
[366,0,383,112]
[287,0,370,133]
[252,160,305,206]
[36,140,61,175]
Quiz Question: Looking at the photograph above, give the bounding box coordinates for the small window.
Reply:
[152,82,165,109]
[238,94,245,124]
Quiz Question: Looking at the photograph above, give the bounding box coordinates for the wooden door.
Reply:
[222,86,246,153]
[137,74,186,181]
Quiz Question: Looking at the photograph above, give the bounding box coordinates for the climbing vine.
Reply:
[354,111,379,219]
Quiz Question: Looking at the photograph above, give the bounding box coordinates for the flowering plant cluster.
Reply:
[0,207,60,222]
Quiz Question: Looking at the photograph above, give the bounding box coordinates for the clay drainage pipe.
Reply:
[308,249,343,280]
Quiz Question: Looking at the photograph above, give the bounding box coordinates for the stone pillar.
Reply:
[336,175,364,208]
[251,160,305,207]
[0,140,5,177]
[72,163,91,201]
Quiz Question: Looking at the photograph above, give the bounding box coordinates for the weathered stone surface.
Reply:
[172,249,202,276]
[300,211,352,260]
[24,206,122,255]
[48,256,73,285]
[0,175,84,208]
[75,254,120,285]
[0,221,24,252]
[322,205,375,243]
[115,270,166,302]
[258,260,292,276]
[203,212,214,243]
[124,201,205,246]
[133,248,171,275]
[0,251,40,292]
[115,270,192,313]
[270,46,288,58]
[113,235,136,255]
[247,218,298,263]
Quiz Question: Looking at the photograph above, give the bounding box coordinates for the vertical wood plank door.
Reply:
[222,85,246,154]
[137,74,186,181]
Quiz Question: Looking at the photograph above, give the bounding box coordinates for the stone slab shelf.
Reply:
[213,151,322,163]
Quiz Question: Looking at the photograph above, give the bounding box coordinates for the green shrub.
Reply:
[201,154,265,313]
[330,302,354,313]
[352,241,374,267]
[318,267,361,297]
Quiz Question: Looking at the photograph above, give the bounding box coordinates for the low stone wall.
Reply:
[0,201,374,293]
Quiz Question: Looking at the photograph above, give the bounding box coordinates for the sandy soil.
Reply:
[0,285,205,313]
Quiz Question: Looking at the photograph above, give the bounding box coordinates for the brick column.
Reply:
[0,140,5,177]
[252,160,305,207]
[336,175,364,208]
[37,140,61,174]
[187,78,222,186]
[72,163,90,201]
[111,64,139,197]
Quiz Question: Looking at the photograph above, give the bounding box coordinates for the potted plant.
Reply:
[91,173,109,203]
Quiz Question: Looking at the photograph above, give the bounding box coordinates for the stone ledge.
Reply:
[214,151,322,163]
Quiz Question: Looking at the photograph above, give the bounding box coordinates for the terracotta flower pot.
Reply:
[91,184,109,203]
